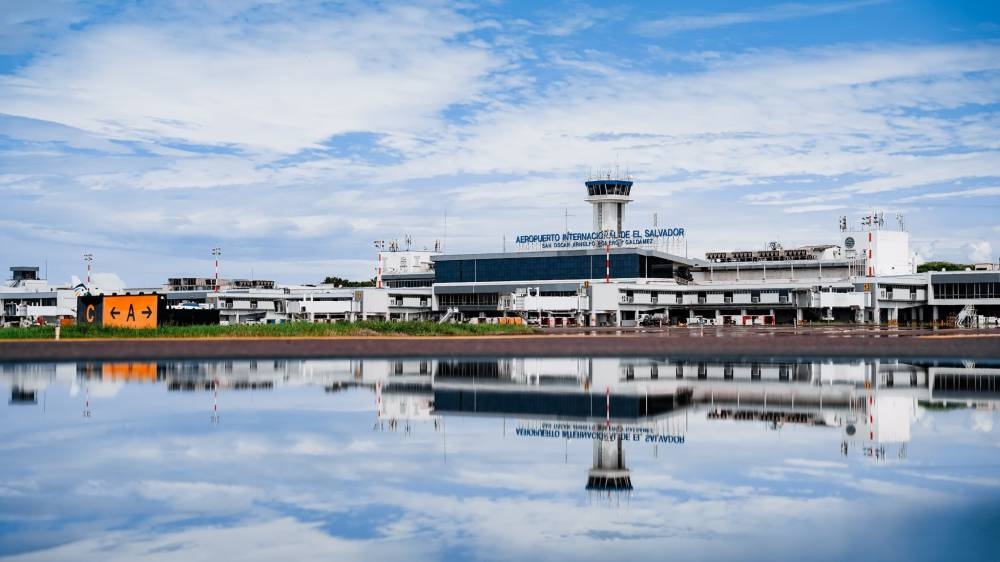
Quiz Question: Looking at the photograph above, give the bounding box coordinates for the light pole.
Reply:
[373,240,385,289]
[212,247,221,292]
[83,253,93,284]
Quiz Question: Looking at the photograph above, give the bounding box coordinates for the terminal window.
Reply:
[933,282,998,299]
[435,253,675,283]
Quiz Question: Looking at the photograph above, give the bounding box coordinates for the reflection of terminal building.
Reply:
[4,357,999,473]
[356,357,1000,465]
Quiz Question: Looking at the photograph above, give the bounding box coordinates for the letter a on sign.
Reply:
[102,295,158,329]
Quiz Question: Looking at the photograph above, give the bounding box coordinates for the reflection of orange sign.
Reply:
[102,362,157,381]
[102,295,158,329]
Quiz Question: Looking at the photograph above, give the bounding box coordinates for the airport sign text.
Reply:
[515,228,685,249]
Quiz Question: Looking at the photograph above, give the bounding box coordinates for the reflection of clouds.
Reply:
[374,489,865,561]
[783,459,848,470]
[346,440,378,453]
[135,480,260,513]
[81,380,123,398]
[3,518,438,562]
[287,436,337,456]
[896,470,1000,489]
[632,472,761,500]
[971,412,994,433]
[845,478,953,501]
[748,462,954,502]
[3,381,1000,561]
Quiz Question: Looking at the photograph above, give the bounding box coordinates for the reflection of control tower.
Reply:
[586,169,633,234]
[10,387,37,405]
[587,433,632,492]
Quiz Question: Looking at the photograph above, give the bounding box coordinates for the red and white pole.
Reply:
[869,394,875,441]
[83,383,91,418]
[212,379,220,423]
[605,244,611,283]
[867,232,873,277]
[377,252,383,289]
[212,247,221,292]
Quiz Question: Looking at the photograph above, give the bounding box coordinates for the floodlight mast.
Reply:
[212,247,222,292]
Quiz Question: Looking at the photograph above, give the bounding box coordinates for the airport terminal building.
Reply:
[394,174,999,327]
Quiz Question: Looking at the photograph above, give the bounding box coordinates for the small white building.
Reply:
[0,267,77,326]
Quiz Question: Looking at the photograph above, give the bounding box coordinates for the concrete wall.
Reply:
[871,230,913,276]
[818,292,865,308]
[523,295,580,312]
[591,283,620,311]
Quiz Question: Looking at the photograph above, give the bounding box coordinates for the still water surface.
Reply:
[2,356,999,561]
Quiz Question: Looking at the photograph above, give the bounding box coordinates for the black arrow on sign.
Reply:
[110,307,120,319]
[142,306,153,319]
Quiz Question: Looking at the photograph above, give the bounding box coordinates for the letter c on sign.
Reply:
[85,304,95,323]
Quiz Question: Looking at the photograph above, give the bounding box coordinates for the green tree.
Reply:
[917,261,969,273]
[322,276,375,287]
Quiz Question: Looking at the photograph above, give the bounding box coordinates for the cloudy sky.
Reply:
[1,0,999,285]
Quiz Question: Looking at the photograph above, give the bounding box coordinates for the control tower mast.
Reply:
[585,167,633,233]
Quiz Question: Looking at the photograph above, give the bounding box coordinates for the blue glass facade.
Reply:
[434,253,676,283]
[586,179,632,197]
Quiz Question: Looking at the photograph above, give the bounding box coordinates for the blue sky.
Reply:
[1,0,999,285]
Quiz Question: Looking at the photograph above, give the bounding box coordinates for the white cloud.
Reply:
[898,186,1000,202]
[376,42,1000,192]
[637,1,885,36]
[0,0,90,54]
[0,5,507,154]
[781,204,849,214]
[966,240,993,262]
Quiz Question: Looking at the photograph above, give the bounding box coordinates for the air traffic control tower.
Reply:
[585,169,633,234]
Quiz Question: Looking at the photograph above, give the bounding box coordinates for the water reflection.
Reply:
[2,357,999,560]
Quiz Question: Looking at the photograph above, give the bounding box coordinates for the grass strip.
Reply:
[0,321,537,339]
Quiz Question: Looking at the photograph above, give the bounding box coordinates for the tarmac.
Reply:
[1,326,999,362]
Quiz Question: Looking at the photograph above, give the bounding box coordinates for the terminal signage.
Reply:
[102,295,158,329]
[78,295,103,326]
[514,228,685,250]
[79,295,159,328]
[515,422,685,444]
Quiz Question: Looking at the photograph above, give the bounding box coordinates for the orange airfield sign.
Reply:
[102,295,158,329]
